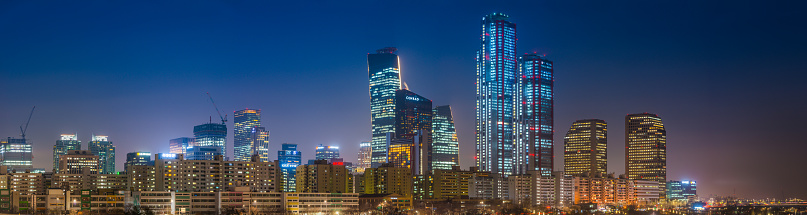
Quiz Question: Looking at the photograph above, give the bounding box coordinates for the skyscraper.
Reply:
[278,143,301,192]
[368,47,402,167]
[88,135,115,174]
[53,134,81,172]
[431,105,459,171]
[476,13,517,175]
[357,141,371,173]
[387,130,430,175]
[626,113,667,199]
[315,144,340,160]
[564,119,607,176]
[395,89,433,139]
[185,146,223,161]
[125,152,151,173]
[169,137,194,154]
[58,150,99,174]
[234,109,261,161]
[1,137,33,171]
[193,122,226,160]
[251,127,270,162]
[515,54,554,176]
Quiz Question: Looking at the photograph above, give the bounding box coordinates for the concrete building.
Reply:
[362,163,412,199]
[433,166,489,200]
[295,160,352,193]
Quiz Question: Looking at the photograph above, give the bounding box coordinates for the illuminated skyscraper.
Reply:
[125,152,151,173]
[315,144,340,160]
[193,122,226,160]
[278,143,301,192]
[234,109,261,161]
[186,146,223,161]
[431,105,459,170]
[1,137,33,171]
[395,89,433,139]
[515,54,554,176]
[53,134,81,172]
[564,119,607,176]
[169,137,194,154]
[476,13,517,175]
[388,130,430,175]
[626,113,667,199]
[251,127,270,162]
[368,47,402,167]
[88,135,115,174]
[357,141,371,173]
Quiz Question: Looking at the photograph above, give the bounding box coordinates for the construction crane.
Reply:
[19,106,35,140]
[206,92,227,125]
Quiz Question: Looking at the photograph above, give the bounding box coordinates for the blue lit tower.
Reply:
[193,122,227,160]
[515,54,554,176]
[475,13,517,175]
[1,137,34,171]
[251,127,270,162]
[278,143,301,192]
[234,109,261,161]
[368,47,402,167]
[54,134,81,172]
[431,105,459,170]
[125,152,151,173]
[315,144,340,160]
[88,135,115,174]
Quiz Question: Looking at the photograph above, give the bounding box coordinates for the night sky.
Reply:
[1,1,805,199]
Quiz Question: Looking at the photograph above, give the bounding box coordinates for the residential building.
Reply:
[564,119,607,176]
[433,166,489,200]
[88,135,115,174]
[295,160,352,193]
[368,47,402,167]
[362,163,412,199]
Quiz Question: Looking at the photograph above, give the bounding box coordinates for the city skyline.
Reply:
[1,1,806,200]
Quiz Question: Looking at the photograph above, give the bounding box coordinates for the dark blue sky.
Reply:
[1,1,805,199]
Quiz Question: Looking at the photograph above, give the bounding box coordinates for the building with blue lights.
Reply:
[54,134,81,173]
[315,144,340,160]
[515,54,554,176]
[667,180,697,201]
[476,13,517,175]
[234,109,261,161]
[432,105,459,171]
[278,143,301,192]
[193,122,227,160]
[88,135,115,174]
[125,152,152,173]
[368,47,402,168]
[186,146,223,161]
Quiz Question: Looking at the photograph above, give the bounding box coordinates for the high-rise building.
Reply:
[193,122,227,160]
[357,141,371,173]
[125,152,151,173]
[387,130,430,175]
[295,160,352,193]
[515,54,555,176]
[1,137,34,171]
[251,127,270,162]
[362,163,413,198]
[564,119,607,176]
[315,144,340,160]
[667,180,697,201]
[625,113,667,199]
[88,135,115,174]
[185,146,223,161]
[278,143,301,192]
[476,13,517,175]
[432,105,459,171]
[394,89,432,139]
[53,134,81,172]
[368,47,402,167]
[169,137,194,154]
[234,109,261,161]
[58,150,99,174]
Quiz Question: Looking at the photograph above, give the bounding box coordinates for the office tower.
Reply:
[625,113,667,200]
[169,137,194,154]
[433,166,489,200]
[193,122,227,160]
[515,54,555,176]
[564,119,607,176]
[0,137,34,171]
[278,143,301,192]
[125,152,151,173]
[185,146,223,161]
[53,134,81,172]
[431,105,459,170]
[476,13,517,175]
[394,89,433,139]
[234,109,261,161]
[88,135,115,174]
[357,141,371,173]
[295,160,351,193]
[387,130,430,175]
[251,127,270,162]
[58,150,99,174]
[368,47,402,167]
[315,144,340,160]
[667,180,697,201]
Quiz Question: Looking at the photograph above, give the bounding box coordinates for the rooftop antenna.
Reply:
[206,92,227,125]
[20,106,35,141]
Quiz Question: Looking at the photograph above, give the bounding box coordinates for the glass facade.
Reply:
[626,113,667,199]
[315,144,340,160]
[667,180,697,201]
[1,137,34,171]
[53,134,81,172]
[251,127,270,162]
[515,54,554,176]
[88,135,115,174]
[431,105,459,171]
[357,141,371,173]
[234,109,261,161]
[368,47,402,167]
[185,146,223,161]
[278,143,301,192]
[168,137,194,154]
[193,123,227,160]
[476,13,517,175]
[563,119,607,176]
[125,152,151,173]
